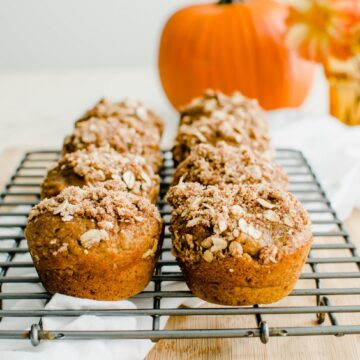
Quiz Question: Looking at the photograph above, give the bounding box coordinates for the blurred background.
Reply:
[0,0,327,151]
[0,0,210,70]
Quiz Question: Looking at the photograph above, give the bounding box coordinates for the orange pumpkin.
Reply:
[158,0,316,110]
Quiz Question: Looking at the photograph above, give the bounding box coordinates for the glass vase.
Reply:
[325,56,360,126]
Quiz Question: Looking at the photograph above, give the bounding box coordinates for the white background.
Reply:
[0,0,210,70]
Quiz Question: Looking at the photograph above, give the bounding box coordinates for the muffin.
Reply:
[166,182,312,306]
[172,115,273,165]
[62,117,163,172]
[173,142,288,190]
[25,185,163,301]
[180,89,267,131]
[41,146,160,202]
[77,98,164,136]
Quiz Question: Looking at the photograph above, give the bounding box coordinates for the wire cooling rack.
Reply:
[0,149,360,346]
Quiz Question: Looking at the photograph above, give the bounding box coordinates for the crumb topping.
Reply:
[77,98,163,134]
[180,90,267,131]
[166,182,311,265]
[62,117,162,170]
[173,115,273,163]
[29,185,162,226]
[79,229,109,249]
[50,146,159,196]
[173,142,288,189]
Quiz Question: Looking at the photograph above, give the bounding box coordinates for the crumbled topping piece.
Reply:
[142,249,154,258]
[201,237,213,249]
[283,215,295,227]
[238,218,248,233]
[53,242,68,256]
[122,170,136,190]
[142,237,159,258]
[53,199,74,222]
[218,218,228,233]
[247,224,262,240]
[229,241,243,257]
[231,205,245,216]
[187,217,203,227]
[248,165,262,180]
[80,229,109,249]
[263,210,280,222]
[210,237,228,252]
[136,106,148,121]
[203,250,214,263]
[257,198,276,209]
[167,182,312,265]
[259,245,278,264]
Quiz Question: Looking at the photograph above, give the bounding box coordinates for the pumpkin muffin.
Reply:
[62,117,163,172]
[25,185,163,301]
[180,89,267,131]
[166,182,312,306]
[172,115,273,165]
[77,98,164,137]
[41,146,160,202]
[173,142,288,190]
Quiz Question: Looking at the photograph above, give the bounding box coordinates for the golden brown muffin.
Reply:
[166,182,312,306]
[25,185,163,301]
[180,89,267,131]
[173,142,288,190]
[172,115,273,165]
[62,117,163,172]
[77,98,164,136]
[41,146,160,202]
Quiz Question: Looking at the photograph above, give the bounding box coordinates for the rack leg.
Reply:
[30,323,41,347]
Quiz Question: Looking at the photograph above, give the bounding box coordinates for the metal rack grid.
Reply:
[0,149,359,346]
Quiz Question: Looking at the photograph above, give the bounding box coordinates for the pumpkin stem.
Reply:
[218,0,235,4]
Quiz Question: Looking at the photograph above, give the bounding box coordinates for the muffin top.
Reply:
[166,182,311,265]
[47,146,159,194]
[180,89,266,130]
[62,117,162,170]
[173,115,273,163]
[77,98,164,134]
[173,142,287,189]
[29,184,162,226]
[27,185,162,257]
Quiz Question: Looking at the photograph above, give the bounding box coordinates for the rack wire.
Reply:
[0,149,359,346]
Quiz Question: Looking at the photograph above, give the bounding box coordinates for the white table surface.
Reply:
[0,66,328,152]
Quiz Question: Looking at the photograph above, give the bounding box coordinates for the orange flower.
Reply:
[350,24,360,55]
[286,0,357,63]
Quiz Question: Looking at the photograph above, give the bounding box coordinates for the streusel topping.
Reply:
[76,115,160,143]
[173,142,288,189]
[77,98,163,134]
[180,90,267,131]
[173,115,273,164]
[62,117,162,170]
[166,182,311,265]
[51,146,159,194]
[29,184,162,225]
